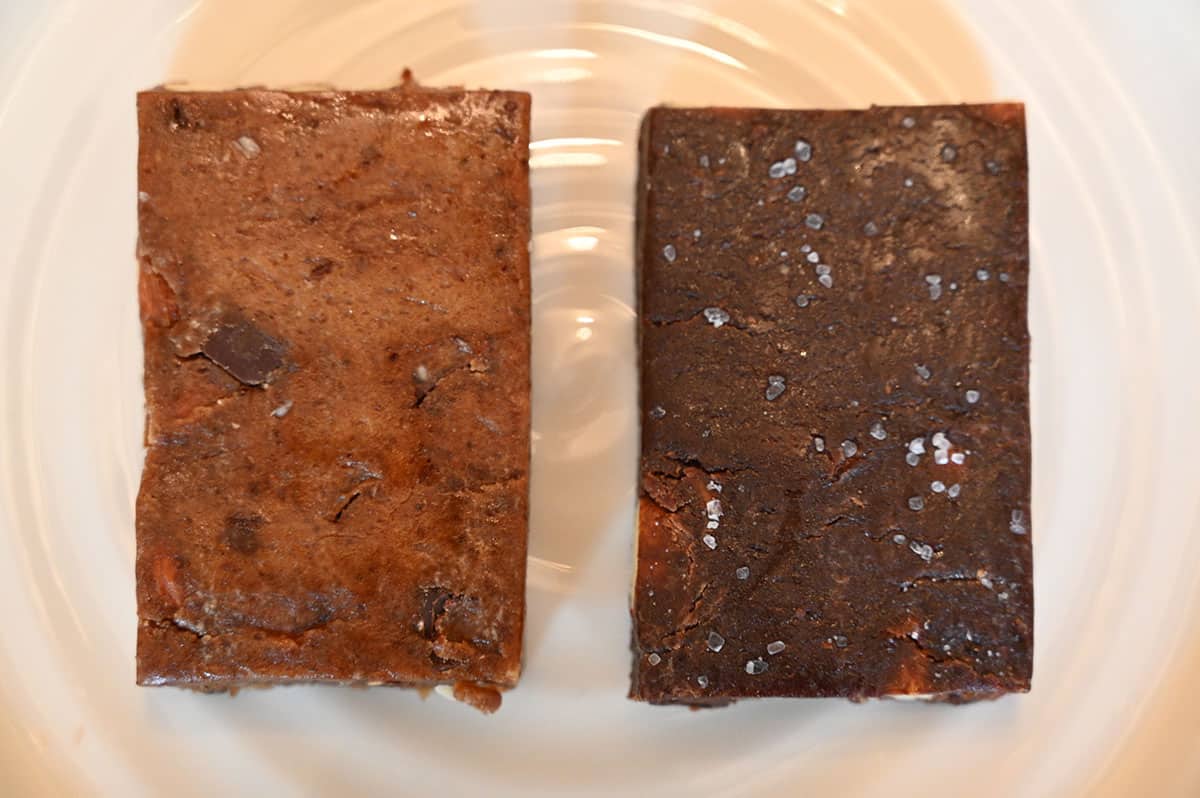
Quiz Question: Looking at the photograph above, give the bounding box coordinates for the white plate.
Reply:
[2,0,1199,795]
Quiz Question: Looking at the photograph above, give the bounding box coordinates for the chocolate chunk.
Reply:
[222,513,262,554]
[169,98,193,130]
[201,317,287,385]
[305,256,335,279]
[418,586,457,640]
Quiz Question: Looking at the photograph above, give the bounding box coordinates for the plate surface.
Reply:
[2,1,1199,795]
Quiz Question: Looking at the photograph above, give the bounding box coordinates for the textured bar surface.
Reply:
[136,86,530,710]
[633,104,1031,704]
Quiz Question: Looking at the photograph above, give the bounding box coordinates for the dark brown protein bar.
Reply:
[632,105,1031,705]
[135,83,531,712]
